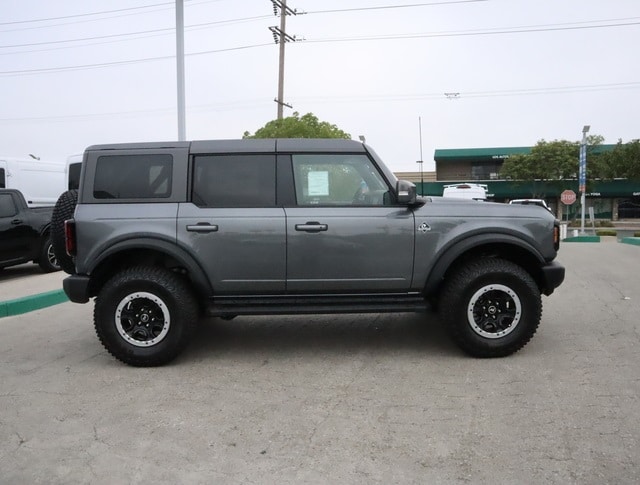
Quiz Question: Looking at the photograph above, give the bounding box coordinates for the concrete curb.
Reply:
[0,290,69,318]
[621,237,640,246]
[563,235,601,243]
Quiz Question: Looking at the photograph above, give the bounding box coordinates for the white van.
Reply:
[0,157,66,207]
[442,183,488,201]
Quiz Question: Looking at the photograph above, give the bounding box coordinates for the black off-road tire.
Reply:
[37,234,60,273]
[51,189,78,274]
[94,266,199,367]
[439,258,542,358]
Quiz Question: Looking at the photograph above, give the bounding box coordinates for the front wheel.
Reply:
[438,258,542,358]
[94,266,199,366]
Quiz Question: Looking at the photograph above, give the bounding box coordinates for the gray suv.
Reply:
[54,139,564,366]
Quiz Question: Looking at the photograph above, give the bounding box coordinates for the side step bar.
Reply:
[206,294,430,318]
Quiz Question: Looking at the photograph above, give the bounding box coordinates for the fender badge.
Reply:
[418,222,431,233]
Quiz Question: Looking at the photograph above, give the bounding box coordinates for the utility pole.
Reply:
[175,0,186,141]
[579,125,590,234]
[269,0,297,119]
[417,116,424,196]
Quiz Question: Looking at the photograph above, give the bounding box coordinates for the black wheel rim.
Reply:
[467,284,521,339]
[115,292,170,347]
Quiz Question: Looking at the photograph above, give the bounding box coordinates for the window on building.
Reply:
[471,161,502,181]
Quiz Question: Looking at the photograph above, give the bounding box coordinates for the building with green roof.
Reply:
[410,145,640,221]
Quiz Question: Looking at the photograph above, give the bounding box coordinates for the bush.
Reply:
[596,229,617,236]
[568,219,614,228]
[635,232,640,238]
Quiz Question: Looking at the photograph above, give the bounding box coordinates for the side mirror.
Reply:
[396,180,417,205]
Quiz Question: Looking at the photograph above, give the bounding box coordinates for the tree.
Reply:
[499,137,606,196]
[593,139,640,180]
[243,112,351,139]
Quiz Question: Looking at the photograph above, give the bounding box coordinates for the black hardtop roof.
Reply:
[86,138,366,154]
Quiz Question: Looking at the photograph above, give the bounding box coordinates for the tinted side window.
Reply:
[0,193,17,217]
[68,162,81,190]
[94,155,172,199]
[192,154,276,208]
[292,154,390,206]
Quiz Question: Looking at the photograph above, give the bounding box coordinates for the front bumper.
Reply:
[63,275,91,303]
[540,261,565,296]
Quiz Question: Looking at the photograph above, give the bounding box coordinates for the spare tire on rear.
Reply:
[51,189,78,274]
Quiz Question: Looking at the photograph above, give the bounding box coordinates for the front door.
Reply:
[285,153,415,293]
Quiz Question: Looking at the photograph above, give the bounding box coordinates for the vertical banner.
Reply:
[579,144,586,193]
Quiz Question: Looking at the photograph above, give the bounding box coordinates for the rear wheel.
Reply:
[51,189,78,274]
[439,258,541,357]
[37,234,60,273]
[94,266,199,367]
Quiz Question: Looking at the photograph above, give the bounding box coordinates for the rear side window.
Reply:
[93,154,173,199]
[0,193,16,217]
[68,162,81,190]
[192,154,276,208]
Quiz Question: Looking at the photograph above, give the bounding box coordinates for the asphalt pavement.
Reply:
[0,243,639,484]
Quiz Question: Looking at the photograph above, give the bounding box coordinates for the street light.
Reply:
[579,125,590,234]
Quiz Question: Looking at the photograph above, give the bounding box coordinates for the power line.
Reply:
[0,43,273,76]
[304,18,640,44]
[0,15,272,49]
[0,2,175,25]
[290,82,640,104]
[0,0,229,25]
[1,81,638,123]
[304,0,488,15]
[0,0,223,33]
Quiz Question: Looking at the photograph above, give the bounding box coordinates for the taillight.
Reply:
[553,223,560,251]
[64,220,77,256]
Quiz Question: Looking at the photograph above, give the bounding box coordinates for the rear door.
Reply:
[176,153,286,294]
[284,153,415,293]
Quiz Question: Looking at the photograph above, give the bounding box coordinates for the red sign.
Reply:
[561,189,577,205]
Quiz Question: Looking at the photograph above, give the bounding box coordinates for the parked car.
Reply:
[0,156,66,207]
[53,139,564,366]
[442,183,488,200]
[0,189,59,272]
[509,199,552,212]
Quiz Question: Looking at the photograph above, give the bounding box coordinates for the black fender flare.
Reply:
[423,232,546,295]
[87,236,213,297]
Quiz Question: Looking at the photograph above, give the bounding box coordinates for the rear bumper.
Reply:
[540,261,565,296]
[63,275,91,303]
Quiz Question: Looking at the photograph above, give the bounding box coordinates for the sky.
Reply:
[1,0,639,172]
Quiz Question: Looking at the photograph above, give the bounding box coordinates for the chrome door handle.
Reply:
[295,222,328,233]
[186,223,219,233]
